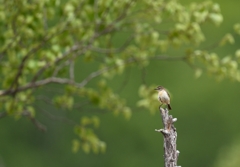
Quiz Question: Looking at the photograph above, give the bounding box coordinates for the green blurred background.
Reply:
[1,0,240,167]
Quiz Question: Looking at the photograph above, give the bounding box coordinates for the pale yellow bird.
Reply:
[154,86,172,110]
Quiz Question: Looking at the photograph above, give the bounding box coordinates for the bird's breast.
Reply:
[158,90,170,102]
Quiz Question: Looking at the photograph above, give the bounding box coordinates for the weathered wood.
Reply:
[155,108,181,167]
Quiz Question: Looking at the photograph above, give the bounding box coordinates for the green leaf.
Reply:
[122,107,131,120]
[27,60,37,69]
[195,68,202,78]
[81,116,91,126]
[82,142,90,154]
[64,3,74,13]
[235,50,240,59]
[92,116,100,128]
[234,23,240,35]
[208,12,223,26]
[51,45,61,53]
[27,106,35,117]
[220,33,235,46]
[72,139,80,153]
[99,141,106,153]
[212,3,221,12]
[221,56,231,64]
[53,95,74,110]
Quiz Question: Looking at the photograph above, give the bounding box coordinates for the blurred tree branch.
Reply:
[22,110,47,132]
[0,112,7,119]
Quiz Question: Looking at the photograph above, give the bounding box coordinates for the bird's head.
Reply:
[154,86,164,91]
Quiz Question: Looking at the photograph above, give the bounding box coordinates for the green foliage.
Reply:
[73,116,106,154]
[234,23,240,35]
[53,95,74,110]
[137,85,159,114]
[188,50,240,81]
[0,0,240,155]
[77,80,132,119]
[220,33,235,46]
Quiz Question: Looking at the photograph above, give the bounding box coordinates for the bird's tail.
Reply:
[167,104,172,110]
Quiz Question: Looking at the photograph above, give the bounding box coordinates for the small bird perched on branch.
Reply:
[154,86,172,110]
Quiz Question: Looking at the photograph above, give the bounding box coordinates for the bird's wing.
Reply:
[167,92,170,98]
[158,96,162,102]
[167,91,171,102]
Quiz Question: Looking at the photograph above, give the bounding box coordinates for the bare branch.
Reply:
[1,109,47,132]
[152,55,186,61]
[0,112,7,119]
[73,100,90,109]
[88,35,134,54]
[79,68,107,87]
[22,110,47,132]
[117,67,132,93]
[0,67,107,96]
[53,60,71,77]
[36,95,54,105]
[69,59,75,81]
[42,6,48,31]
[0,54,4,62]
[155,108,181,167]
[20,77,77,91]
[38,107,76,126]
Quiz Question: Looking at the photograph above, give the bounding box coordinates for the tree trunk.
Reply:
[155,108,181,167]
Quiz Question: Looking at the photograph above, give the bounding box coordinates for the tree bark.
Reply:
[155,108,181,167]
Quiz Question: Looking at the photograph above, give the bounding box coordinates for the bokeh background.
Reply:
[1,0,240,167]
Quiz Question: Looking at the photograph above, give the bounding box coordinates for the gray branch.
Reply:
[0,67,106,97]
[69,59,75,81]
[22,110,47,132]
[155,108,181,167]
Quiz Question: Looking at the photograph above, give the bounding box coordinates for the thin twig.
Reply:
[88,35,134,54]
[200,40,220,50]
[53,60,71,77]
[36,95,54,105]
[0,54,4,62]
[73,100,90,109]
[152,55,186,61]
[38,107,76,126]
[69,59,75,81]
[141,67,146,85]
[79,68,108,87]
[22,110,47,132]
[0,112,7,119]
[117,67,132,93]
[43,5,48,31]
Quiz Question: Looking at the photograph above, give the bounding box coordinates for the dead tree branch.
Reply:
[155,108,181,167]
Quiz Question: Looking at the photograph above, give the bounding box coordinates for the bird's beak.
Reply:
[154,88,158,90]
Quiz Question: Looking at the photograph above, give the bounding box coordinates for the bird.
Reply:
[154,86,172,110]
